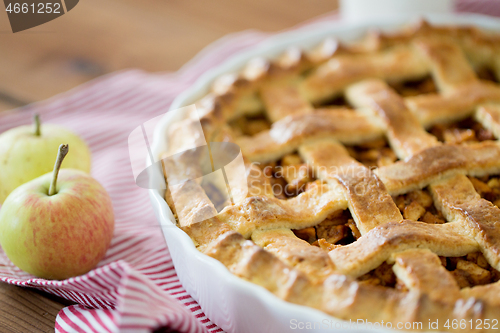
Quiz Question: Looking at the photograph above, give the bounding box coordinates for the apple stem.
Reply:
[48,144,69,196]
[34,114,41,136]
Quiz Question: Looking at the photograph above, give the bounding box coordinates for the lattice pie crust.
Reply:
[162,21,500,330]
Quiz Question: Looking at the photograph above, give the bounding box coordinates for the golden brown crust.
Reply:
[376,142,500,195]
[299,140,402,235]
[430,174,500,270]
[300,46,429,103]
[392,249,461,303]
[406,82,500,127]
[346,79,438,158]
[413,37,479,93]
[461,281,500,306]
[260,80,313,122]
[251,228,336,282]
[216,180,346,238]
[236,109,384,162]
[328,221,478,277]
[162,21,500,330]
[476,104,500,139]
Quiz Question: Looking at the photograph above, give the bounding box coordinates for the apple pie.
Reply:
[162,21,500,330]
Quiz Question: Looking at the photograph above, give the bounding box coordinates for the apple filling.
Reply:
[346,137,398,169]
[259,153,316,200]
[391,176,499,229]
[313,94,350,108]
[468,175,500,208]
[292,209,360,249]
[429,117,495,144]
[389,75,437,97]
[443,253,500,288]
[476,66,499,84]
[358,262,398,288]
[229,113,271,136]
[356,252,500,290]
[394,188,445,224]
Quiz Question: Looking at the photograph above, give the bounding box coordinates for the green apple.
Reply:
[0,114,91,203]
[0,144,114,280]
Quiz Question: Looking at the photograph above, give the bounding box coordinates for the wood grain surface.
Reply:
[0,283,73,332]
[0,0,338,111]
[0,0,338,331]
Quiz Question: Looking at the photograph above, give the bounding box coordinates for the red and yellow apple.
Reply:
[0,115,91,203]
[0,144,114,280]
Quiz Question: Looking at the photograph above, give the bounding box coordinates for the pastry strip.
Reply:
[346,79,438,159]
[392,249,461,303]
[376,141,500,195]
[328,221,478,277]
[413,37,478,93]
[430,174,500,270]
[299,140,402,235]
[260,81,313,122]
[406,82,500,127]
[301,46,429,103]
[236,109,384,162]
[252,228,336,282]
[475,104,500,139]
[217,180,346,238]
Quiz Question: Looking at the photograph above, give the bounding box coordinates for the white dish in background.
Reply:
[149,14,500,333]
[340,0,454,22]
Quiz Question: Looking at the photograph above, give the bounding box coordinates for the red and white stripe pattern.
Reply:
[455,0,500,17]
[0,4,498,332]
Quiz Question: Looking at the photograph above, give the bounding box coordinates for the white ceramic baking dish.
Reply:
[149,14,500,333]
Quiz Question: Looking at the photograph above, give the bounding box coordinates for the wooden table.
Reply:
[0,0,338,331]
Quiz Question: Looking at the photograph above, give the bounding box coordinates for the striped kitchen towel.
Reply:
[0,3,498,332]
